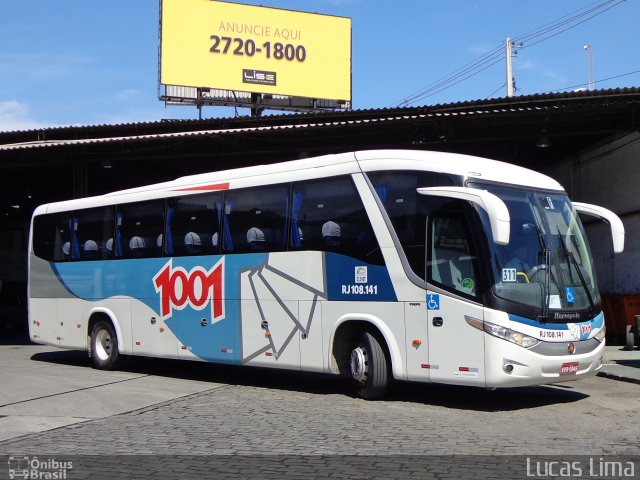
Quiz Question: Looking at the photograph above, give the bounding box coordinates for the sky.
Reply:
[1,0,639,132]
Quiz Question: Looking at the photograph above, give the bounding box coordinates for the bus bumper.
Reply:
[484,334,605,388]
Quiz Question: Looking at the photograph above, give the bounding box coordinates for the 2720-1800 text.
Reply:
[210,35,307,62]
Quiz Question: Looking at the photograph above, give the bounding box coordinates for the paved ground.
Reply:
[0,341,639,479]
[601,344,640,384]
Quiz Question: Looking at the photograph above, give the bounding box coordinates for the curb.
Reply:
[596,371,640,386]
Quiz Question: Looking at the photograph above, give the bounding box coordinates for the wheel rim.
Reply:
[95,329,113,361]
[350,345,368,385]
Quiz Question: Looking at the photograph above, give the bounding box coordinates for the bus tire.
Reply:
[349,331,388,399]
[90,320,122,370]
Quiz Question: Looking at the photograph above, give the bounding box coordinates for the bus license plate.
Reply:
[560,362,579,375]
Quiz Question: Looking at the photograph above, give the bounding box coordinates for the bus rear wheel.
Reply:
[349,331,388,399]
[90,320,122,370]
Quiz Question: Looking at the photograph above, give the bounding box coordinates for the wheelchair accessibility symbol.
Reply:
[427,294,440,310]
[565,287,576,304]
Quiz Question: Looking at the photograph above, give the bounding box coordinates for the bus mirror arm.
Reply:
[572,202,625,254]
[417,187,511,245]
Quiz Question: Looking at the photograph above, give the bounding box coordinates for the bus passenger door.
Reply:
[426,213,486,386]
[427,293,485,386]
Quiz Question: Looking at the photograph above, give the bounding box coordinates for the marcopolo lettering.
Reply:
[553,312,581,320]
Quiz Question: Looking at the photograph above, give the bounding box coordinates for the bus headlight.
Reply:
[466,318,540,348]
[595,325,606,343]
[485,322,540,348]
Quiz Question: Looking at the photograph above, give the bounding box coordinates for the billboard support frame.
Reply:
[159,85,351,116]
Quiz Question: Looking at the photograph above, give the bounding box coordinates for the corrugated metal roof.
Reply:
[0,113,438,151]
[1,86,638,151]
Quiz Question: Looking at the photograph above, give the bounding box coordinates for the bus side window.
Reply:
[367,170,456,281]
[75,206,115,261]
[115,200,165,259]
[32,213,72,262]
[292,176,384,265]
[428,213,478,298]
[224,185,288,254]
[167,192,221,256]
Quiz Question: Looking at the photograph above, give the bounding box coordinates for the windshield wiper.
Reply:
[540,248,551,321]
[525,221,551,321]
[556,226,595,316]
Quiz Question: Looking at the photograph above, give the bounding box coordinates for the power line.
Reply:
[394,0,626,107]
[415,56,506,103]
[517,0,625,49]
[485,83,507,100]
[398,48,505,106]
[514,0,620,45]
[397,44,504,106]
[549,68,640,93]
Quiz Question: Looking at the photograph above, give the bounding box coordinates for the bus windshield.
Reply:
[469,183,599,321]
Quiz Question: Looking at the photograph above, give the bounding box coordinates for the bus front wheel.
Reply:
[349,331,388,399]
[90,321,122,370]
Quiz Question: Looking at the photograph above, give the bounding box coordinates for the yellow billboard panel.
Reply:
[160,0,351,102]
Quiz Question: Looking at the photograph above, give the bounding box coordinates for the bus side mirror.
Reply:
[417,187,511,245]
[572,202,625,254]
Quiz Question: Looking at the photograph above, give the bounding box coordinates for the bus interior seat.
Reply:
[322,221,341,248]
[184,231,203,255]
[83,239,99,259]
[247,227,266,251]
[128,236,147,257]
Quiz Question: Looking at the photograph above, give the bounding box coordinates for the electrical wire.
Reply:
[549,69,640,93]
[517,0,625,49]
[485,83,507,100]
[397,44,504,106]
[395,0,626,107]
[513,0,620,45]
[411,56,505,103]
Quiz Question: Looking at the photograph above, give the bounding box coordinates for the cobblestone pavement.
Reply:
[1,351,639,479]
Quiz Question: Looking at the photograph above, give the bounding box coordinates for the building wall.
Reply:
[544,132,640,294]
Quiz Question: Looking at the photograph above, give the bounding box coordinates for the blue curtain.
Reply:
[115,211,124,257]
[282,194,289,248]
[214,201,222,251]
[69,217,80,260]
[291,191,304,248]
[375,185,389,204]
[217,200,234,252]
[165,207,174,255]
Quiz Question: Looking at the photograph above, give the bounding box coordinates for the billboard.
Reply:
[160,0,352,107]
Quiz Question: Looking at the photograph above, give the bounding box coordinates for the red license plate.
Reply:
[560,362,579,375]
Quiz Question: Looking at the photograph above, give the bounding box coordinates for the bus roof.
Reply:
[33,149,564,215]
[354,150,563,191]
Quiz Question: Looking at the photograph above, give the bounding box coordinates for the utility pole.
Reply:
[505,38,514,97]
[505,38,522,97]
[584,43,594,91]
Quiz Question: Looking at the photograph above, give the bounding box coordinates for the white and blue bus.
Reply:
[28,150,624,399]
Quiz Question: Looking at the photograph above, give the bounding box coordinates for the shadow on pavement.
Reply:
[616,359,640,369]
[29,349,589,412]
[385,380,589,411]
